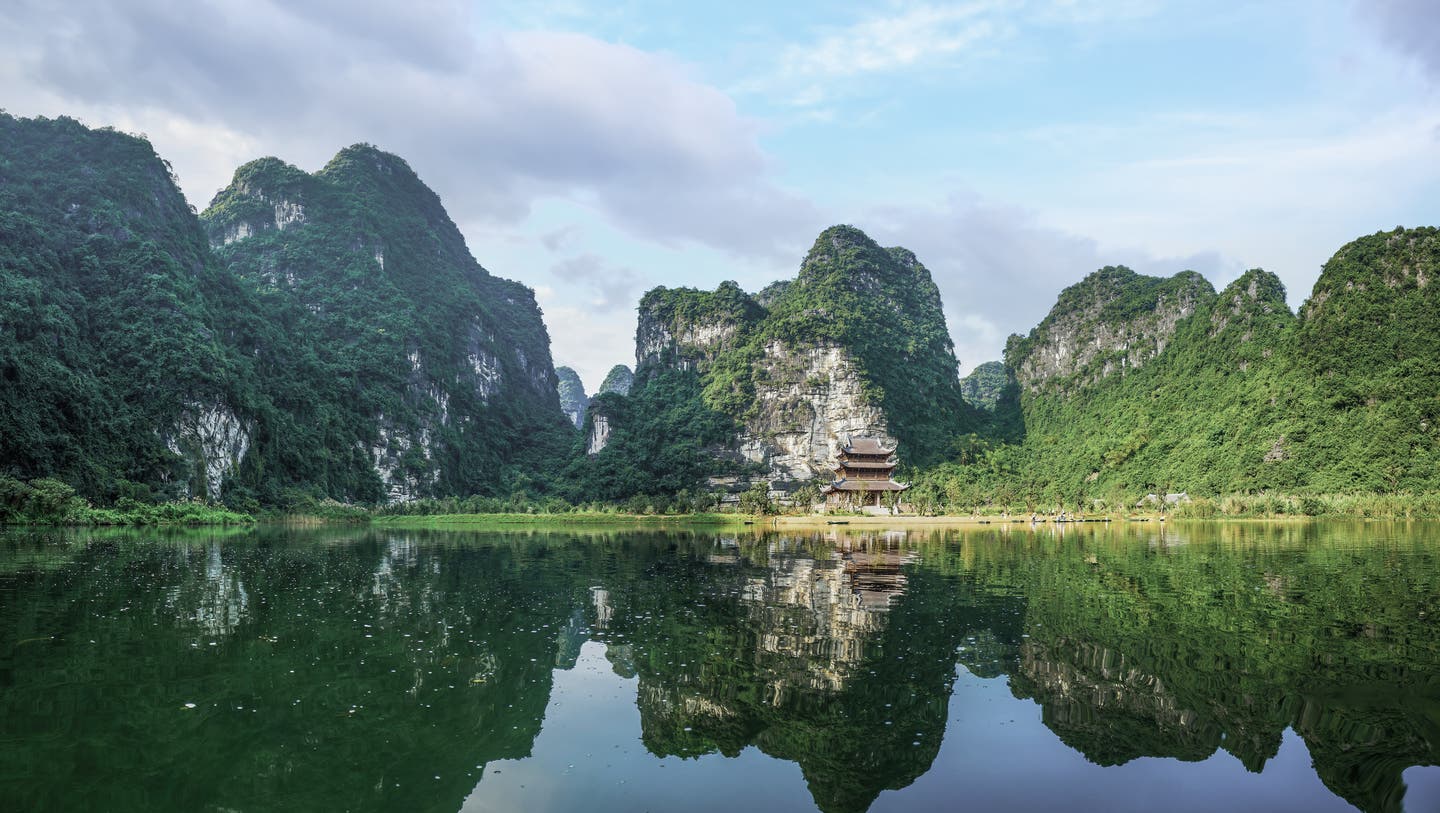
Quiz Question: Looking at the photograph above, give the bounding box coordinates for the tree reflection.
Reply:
[1,523,1436,813]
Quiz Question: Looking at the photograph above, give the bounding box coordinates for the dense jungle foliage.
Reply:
[959,361,1008,411]
[911,232,1440,512]
[0,115,572,517]
[203,146,573,505]
[4,114,1438,518]
[0,114,260,501]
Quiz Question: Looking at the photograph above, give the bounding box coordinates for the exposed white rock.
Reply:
[587,413,612,455]
[429,385,450,425]
[221,221,253,246]
[215,195,305,247]
[166,401,251,500]
[739,341,893,482]
[636,319,741,370]
[370,414,437,503]
[274,199,305,230]
[1016,286,1205,393]
[467,350,503,401]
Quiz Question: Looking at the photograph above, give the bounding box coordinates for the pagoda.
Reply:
[821,437,909,512]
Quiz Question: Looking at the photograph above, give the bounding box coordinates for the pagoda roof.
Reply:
[835,460,895,470]
[842,437,896,455]
[821,478,909,493]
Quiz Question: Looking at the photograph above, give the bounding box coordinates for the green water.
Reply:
[0,522,1437,812]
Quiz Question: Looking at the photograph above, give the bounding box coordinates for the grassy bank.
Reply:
[373,512,749,528]
[1167,492,1440,520]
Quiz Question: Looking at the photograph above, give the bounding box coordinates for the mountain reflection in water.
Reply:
[0,522,1437,813]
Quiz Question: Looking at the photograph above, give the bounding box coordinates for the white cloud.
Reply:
[1,0,820,260]
[1360,0,1440,81]
[758,0,1157,104]
[550,253,649,311]
[779,3,1009,79]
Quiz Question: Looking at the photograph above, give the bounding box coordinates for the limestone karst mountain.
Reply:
[0,114,571,505]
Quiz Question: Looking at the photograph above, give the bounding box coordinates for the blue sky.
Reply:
[5,0,1438,388]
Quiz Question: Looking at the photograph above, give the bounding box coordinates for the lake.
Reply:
[1,521,1437,812]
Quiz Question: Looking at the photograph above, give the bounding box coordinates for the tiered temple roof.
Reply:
[822,436,909,505]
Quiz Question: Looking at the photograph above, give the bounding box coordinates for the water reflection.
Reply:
[0,522,1437,812]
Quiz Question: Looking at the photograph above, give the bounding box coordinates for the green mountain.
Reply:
[597,364,634,396]
[567,225,983,501]
[919,229,1440,508]
[6,113,1438,511]
[1290,227,1440,492]
[0,114,260,502]
[960,361,1007,411]
[202,144,571,504]
[0,115,570,508]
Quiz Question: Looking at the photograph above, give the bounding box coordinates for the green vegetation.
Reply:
[0,114,256,501]
[560,369,754,504]
[959,361,1007,411]
[4,113,1439,519]
[0,114,571,518]
[584,226,985,501]
[913,234,1440,511]
[596,363,634,395]
[204,144,573,505]
[0,475,253,525]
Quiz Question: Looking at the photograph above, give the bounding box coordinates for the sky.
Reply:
[4,0,1439,389]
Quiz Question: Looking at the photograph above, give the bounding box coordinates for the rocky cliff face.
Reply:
[736,341,891,480]
[203,143,572,503]
[555,366,589,428]
[165,401,253,501]
[1006,267,1216,394]
[625,226,978,487]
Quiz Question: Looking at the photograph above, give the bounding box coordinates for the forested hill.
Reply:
[0,114,571,509]
[203,146,572,503]
[0,114,260,501]
[916,231,1440,508]
[4,114,1437,514]
[563,225,985,503]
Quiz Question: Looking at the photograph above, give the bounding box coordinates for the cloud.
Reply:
[550,253,649,312]
[758,0,1157,105]
[1,0,820,260]
[1361,0,1440,79]
[864,194,1241,372]
[779,3,1007,79]
[540,225,584,253]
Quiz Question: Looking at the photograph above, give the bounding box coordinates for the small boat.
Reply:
[827,520,850,525]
